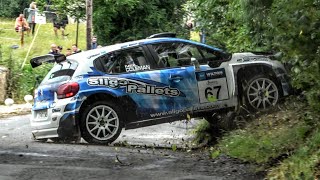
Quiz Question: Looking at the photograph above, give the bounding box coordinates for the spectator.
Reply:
[14,14,30,35]
[27,2,37,35]
[71,44,82,54]
[57,45,63,52]
[66,48,72,56]
[91,36,98,49]
[48,43,60,55]
[53,13,68,38]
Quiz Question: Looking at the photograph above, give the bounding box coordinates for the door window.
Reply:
[151,43,203,68]
[95,47,150,74]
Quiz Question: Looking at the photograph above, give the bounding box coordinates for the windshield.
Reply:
[41,60,78,85]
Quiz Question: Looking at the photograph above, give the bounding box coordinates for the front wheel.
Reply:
[244,75,280,111]
[80,101,123,144]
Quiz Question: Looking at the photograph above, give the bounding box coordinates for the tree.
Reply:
[93,0,188,45]
[36,0,86,21]
[0,0,29,18]
[189,0,320,111]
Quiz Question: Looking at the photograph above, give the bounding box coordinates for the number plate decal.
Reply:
[196,69,229,103]
[36,110,48,120]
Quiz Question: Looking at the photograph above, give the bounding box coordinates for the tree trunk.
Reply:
[86,0,92,50]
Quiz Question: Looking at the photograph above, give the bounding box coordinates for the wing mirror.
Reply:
[191,57,200,71]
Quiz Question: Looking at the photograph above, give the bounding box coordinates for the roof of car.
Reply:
[68,37,224,61]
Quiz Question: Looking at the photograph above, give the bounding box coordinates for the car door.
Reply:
[147,41,231,114]
[145,42,201,115]
[193,45,231,111]
[94,46,182,120]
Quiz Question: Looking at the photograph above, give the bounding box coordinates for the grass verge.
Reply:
[0,18,86,102]
[194,96,320,179]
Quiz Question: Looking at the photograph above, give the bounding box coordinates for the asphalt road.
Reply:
[0,114,264,180]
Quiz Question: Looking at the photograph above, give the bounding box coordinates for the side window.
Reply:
[198,47,225,62]
[152,43,204,68]
[96,47,150,74]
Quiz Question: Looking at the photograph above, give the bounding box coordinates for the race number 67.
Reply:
[205,86,221,100]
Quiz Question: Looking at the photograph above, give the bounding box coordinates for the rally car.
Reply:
[30,33,291,144]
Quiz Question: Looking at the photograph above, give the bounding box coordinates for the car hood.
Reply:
[229,52,272,64]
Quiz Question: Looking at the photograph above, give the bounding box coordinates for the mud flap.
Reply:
[57,114,79,139]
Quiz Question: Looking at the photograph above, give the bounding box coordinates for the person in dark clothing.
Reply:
[48,43,60,55]
[71,44,82,54]
[91,36,98,49]
[53,14,68,38]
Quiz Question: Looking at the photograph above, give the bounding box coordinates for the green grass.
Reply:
[196,97,320,179]
[0,18,86,102]
[268,129,320,179]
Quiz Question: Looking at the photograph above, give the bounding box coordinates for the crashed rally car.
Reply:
[30,33,291,144]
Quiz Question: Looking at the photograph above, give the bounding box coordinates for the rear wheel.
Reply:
[244,75,280,111]
[80,101,123,144]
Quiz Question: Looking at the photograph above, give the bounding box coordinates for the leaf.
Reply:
[172,144,177,152]
[211,150,220,159]
[186,113,191,121]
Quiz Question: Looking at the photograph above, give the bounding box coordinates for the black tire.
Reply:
[243,74,280,111]
[49,137,80,143]
[205,112,237,132]
[204,114,222,136]
[218,112,237,131]
[36,138,48,143]
[80,101,123,144]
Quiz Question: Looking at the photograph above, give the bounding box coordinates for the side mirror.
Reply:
[191,57,200,71]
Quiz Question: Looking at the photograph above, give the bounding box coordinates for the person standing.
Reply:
[91,36,98,49]
[27,2,37,35]
[53,13,68,38]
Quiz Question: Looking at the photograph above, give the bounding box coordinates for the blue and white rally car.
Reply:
[30,33,291,144]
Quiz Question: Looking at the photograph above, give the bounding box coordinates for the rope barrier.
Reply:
[21,24,41,69]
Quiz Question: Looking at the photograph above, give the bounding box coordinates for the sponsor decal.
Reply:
[87,77,180,97]
[196,68,229,103]
[150,104,221,118]
[196,68,226,81]
[205,70,225,79]
[125,64,151,72]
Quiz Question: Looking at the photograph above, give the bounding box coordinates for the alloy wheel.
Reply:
[247,78,279,110]
[86,105,120,141]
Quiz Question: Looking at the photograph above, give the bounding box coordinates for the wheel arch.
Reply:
[77,93,138,126]
[233,63,283,108]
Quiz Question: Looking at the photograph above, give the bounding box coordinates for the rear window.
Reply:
[41,60,78,85]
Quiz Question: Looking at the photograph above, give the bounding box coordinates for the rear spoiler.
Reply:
[30,54,66,68]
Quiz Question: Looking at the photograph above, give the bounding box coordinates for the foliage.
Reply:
[0,0,30,18]
[189,0,320,111]
[93,0,189,45]
[192,119,212,145]
[218,122,310,163]
[35,0,86,20]
[0,18,86,102]
[212,97,320,178]
[268,128,320,179]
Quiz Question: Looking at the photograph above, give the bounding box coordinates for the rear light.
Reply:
[57,82,79,99]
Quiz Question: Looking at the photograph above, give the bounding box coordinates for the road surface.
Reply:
[0,114,264,180]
